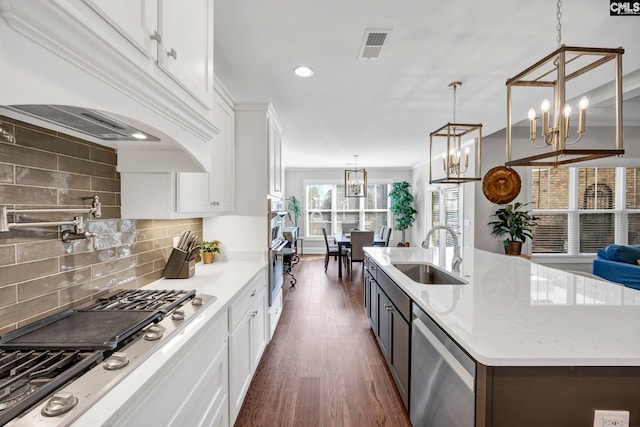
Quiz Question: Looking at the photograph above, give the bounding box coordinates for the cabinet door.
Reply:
[390,309,410,408]
[267,117,282,197]
[364,273,371,318]
[369,278,378,332]
[157,0,214,106]
[229,311,252,425]
[176,172,213,213]
[209,95,235,212]
[377,289,392,361]
[251,288,267,368]
[83,0,158,59]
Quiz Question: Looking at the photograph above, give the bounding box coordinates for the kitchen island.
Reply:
[364,246,640,427]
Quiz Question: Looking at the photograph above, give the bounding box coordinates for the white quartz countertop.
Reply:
[364,246,640,367]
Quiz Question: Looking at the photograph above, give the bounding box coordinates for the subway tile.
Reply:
[135,219,155,230]
[0,163,13,183]
[18,267,92,300]
[91,255,137,279]
[16,166,90,190]
[0,285,17,308]
[0,245,16,266]
[136,249,165,266]
[0,141,58,169]
[100,206,121,219]
[85,219,118,234]
[90,147,117,166]
[0,184,58,205]
[91,176,119,192]
[58,155,116,178]
[60,247,116,271]
[0,292,58,328]
[0,228,59,246]
[15,127,91,159]
[135,227,168,242]
[129,240,154,255]
[0,116,57,136]
[0,121,15,143]
[0,258,58,287]
[59,189,116,207]
[119,219,136,232]
[17,239,69,263]
[59,281,105,307]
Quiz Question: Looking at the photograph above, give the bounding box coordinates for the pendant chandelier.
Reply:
[429,81,483,184]
[505,0,624,167]
[345,154,367,197]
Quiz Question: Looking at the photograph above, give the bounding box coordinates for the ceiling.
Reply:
[214,0,640,169]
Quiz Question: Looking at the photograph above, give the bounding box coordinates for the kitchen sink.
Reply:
[392,263,467,285]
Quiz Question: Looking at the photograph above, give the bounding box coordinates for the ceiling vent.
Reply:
[358,29,392,60]
[4,105,160,141]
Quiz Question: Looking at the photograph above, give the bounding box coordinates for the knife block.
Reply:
[162,248,195,279]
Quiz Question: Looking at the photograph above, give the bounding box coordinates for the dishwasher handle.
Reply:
[413,317,474,392]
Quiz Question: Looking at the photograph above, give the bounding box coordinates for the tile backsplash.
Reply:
[0,116,202,334]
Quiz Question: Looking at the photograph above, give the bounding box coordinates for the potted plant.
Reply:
[488,202,538,256]
[287,195,301,228]
[389,181,417,246]
[200,240,221,264]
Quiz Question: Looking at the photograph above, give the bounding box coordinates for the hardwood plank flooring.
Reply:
[234,255,411,427]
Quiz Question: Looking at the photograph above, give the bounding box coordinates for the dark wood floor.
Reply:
[234,255,412,427]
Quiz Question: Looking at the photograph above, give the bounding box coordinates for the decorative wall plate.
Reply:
[482,166,521,204]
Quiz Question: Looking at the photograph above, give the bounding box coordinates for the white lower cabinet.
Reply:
[115,310,229,426]
[228,270,268,425]
[268,289,283,340]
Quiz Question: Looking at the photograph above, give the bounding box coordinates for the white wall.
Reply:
[285,167,411,254]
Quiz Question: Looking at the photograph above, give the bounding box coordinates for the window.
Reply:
[531,167,640,255]
[426,185,462,247]
[305,183,390,237]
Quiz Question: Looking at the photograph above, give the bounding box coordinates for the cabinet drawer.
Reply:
[364,256,377,282]
[376,268,411,322]
[229,270,266,332]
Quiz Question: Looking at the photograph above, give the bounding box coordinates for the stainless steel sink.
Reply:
[392,263,467,285]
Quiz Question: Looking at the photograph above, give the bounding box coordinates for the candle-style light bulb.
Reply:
[464,146,470,168]
[541,99,550,135]
[528,108,536,141]
[564,104,571,136]
[441,152,447,171]
[578,96,588,133]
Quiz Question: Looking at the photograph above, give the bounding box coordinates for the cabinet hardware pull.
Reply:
[384,304,394,311]
[150,30,162,43]
[251,310,258,317]
[167,48,177,59]
[250,290,257,297]
[210,201,220,206]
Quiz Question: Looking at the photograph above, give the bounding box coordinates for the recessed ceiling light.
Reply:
[293,65,314,78]
[131,132,147,140]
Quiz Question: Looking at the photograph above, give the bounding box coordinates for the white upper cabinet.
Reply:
[176,82,235,214]
[82,0,158,60]
[156,0,214,107]
[267,117,283,198]
[84,0,214,107]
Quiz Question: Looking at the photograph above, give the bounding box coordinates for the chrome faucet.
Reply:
[422,225,463,273]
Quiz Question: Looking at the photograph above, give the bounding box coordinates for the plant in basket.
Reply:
[488,202,538,256]
[200,240,221,264]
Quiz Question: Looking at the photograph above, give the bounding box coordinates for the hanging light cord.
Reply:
[452,84,457,123]
[556,0,562,47]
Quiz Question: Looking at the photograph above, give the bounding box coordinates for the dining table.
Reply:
[333,232,385,279]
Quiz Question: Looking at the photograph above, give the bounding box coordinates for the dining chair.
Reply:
[322,227,341,272]
[382,226,392,247]
[378,225,385,239]
[347,230,374,280]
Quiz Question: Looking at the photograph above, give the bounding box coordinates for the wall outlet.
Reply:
[594,410,630,427]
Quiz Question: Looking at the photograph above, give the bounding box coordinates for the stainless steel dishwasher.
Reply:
[410,303,476,427]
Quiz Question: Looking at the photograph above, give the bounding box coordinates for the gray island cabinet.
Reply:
[364,247,640,427]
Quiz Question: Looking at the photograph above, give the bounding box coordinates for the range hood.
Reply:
[4,105,160,142]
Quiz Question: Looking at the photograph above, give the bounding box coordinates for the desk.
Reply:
[333,233,385,279]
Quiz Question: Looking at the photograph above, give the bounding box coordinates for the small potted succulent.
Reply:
[488,202,538,256]
[200,240,221,264]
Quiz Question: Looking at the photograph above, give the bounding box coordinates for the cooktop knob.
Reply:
[143,326,163,341]
[191,296,203,306]
[42,391,78,417]
[104,352,130,371]
[171,309,185,321]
